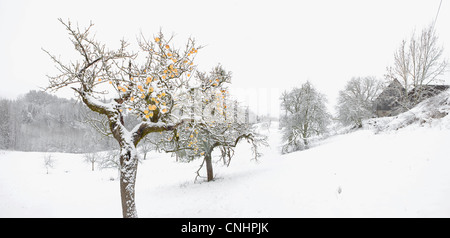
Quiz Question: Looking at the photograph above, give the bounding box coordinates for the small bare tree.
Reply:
[84,152,99,171]
[386,23,448,109]
[43,154,55,174]
[138,134,162,160]
[98,150,121,179]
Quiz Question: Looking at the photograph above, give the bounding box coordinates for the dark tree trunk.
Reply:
[205,152,214,182]
[119,147,138,218]
[77,90,182,218]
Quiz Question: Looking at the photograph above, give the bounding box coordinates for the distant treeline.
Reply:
[0,90,116,153]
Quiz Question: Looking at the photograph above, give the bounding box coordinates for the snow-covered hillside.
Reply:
[365,89,450,132]
[1,91,450,217]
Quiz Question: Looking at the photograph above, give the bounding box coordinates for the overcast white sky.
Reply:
[0,0,449,117]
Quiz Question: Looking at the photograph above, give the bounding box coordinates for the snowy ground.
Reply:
[1,93,450,217]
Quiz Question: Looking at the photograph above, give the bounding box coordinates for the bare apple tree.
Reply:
[44,19,201,218]
[161,65,267,182]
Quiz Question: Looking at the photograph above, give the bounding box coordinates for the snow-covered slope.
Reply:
[1,91,450,217]
[365,89,450,132]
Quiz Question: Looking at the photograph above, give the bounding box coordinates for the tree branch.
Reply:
[131,118,192,147]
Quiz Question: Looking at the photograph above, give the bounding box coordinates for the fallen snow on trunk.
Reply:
[1,95,450,217]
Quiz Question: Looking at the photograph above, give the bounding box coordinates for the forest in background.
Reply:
[0,90,263,153]
[0,90,116,152]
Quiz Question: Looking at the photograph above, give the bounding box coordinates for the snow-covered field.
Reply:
[1,92,450,218]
